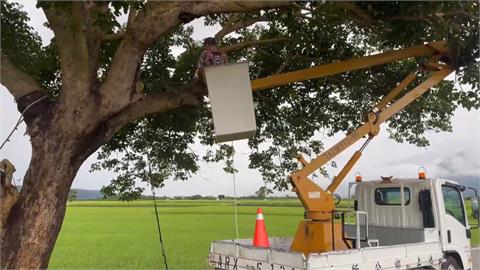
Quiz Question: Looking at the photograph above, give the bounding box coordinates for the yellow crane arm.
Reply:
[323,72,417,194]
[290,67,452,220]
[297,68,451,179]
[250,41,449,91]
[246,40,453,222]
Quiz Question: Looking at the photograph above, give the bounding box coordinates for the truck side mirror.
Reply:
[470,196,480,230]
[472,196,479,220]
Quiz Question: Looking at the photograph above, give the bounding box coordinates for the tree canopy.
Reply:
[2,1,479,199]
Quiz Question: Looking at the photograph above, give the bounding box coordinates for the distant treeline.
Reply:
[141,195,298,200]
[77,194,299,201]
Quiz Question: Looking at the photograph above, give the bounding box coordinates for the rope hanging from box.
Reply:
[231,141,239,240]
[0,95,48,151]
[147,161,169,270]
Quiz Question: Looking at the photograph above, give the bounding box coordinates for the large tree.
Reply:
[0,1,478,268]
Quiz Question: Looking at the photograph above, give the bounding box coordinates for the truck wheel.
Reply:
[441,256,461,270]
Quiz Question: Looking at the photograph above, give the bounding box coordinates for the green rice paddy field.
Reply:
[50,199,479,269]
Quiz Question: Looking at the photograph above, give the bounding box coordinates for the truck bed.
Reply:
[208,237,443,270]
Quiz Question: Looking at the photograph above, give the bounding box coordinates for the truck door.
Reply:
[441,184,471,268]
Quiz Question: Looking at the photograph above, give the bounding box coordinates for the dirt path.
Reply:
[472,247,480,270]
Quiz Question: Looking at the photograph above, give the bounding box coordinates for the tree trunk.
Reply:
[0,134,92,269]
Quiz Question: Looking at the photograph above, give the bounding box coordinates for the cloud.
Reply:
[383,148,444,167]
[444,174,480,191]
[436,148,480,176]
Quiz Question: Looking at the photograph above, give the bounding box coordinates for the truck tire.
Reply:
[441,256,461,270]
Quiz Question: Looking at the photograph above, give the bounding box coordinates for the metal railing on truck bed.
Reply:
[208,237,443,270]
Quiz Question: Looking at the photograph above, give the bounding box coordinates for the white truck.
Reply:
[208,177,479,270]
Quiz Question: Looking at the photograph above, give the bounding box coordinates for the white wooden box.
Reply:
[205,62,256,143]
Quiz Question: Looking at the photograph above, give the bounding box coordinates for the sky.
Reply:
[1,1,479,198]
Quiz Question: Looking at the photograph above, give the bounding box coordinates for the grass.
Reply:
[49,199,479,269]
[50,200,305,269]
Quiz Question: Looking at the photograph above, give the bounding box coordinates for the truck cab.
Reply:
[352,177,477,269]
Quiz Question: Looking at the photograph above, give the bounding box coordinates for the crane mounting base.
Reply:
[290,220,349,255]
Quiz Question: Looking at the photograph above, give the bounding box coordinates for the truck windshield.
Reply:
[442,185,466,226]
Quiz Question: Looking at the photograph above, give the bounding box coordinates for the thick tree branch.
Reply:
[221,37,291,53]
[439,11,480,20]
[294,12,316,22]
[0,53,43,100]
[215,13,241,39]
[390,15,434,25]
[0,54,53,135]
[291,2,315,13]
[103,5,139,42]
[100,1,291,117]
[106,81,206,134]
[103,31,125,42]
[41,2,110,133]
[215,15,268,41]
[42,2,107,84]
[42,3,90,83]
[127,5,138,26]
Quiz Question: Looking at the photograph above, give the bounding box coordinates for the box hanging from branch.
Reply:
[205,62,256,143]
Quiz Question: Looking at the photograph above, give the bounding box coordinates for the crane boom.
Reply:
[295,68,451,180]
[250,41,449,91]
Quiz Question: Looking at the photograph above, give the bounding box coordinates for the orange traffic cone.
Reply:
[253,208,270,248]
